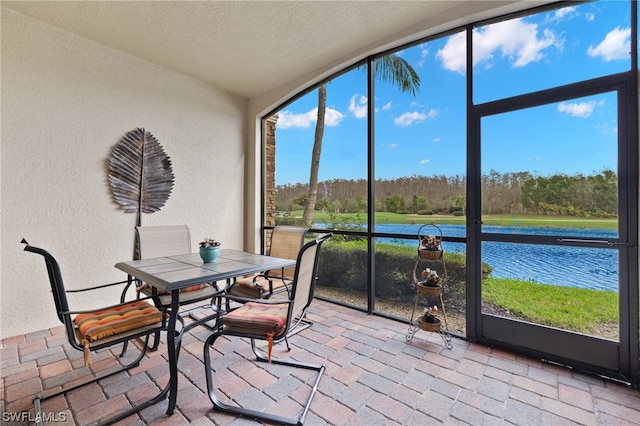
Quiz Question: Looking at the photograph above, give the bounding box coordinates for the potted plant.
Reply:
[417,305,441,332]
[420,235,440,251]
[420,267,442,287]
[416,267,443,296]
[418,234,443,259]
[199,238,221,263]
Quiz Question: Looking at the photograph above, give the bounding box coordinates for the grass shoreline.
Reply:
[283,210,617,230]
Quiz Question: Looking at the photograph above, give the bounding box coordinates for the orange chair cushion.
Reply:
[223,302,289,362]
[223,302,288,336]
[230,275,291,298]
[181,284,207,292]
[74,300,162,343]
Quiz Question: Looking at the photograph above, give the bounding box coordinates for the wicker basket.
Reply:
[417,315,441,332]
[418,248,443,260]
[416,282,442,296]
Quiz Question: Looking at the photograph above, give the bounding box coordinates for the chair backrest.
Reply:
[136,225,191,259]
[268,225,308,277]
[286,233,331,329]
[21,239,77,343]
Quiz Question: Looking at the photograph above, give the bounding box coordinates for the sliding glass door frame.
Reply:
[466,70,639,383]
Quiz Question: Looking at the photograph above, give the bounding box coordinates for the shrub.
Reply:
[316,241,492,307]
[275,216,308,226]
[316,241,368,291]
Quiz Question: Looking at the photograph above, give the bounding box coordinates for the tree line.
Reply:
[276,169,617,218]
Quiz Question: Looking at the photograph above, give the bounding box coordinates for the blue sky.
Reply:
[273,1,631,187]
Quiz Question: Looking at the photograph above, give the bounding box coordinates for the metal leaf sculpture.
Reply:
[108,128,174,226]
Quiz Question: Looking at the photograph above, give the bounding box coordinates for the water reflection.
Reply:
[375,224,619,291]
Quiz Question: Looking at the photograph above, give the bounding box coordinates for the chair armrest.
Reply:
[262,269,289,280]
[65,277,152,304]
[223,291,293,306]
[253,273,292,284]
[232,273,292,298]
[253,273,270,283]
[59,296,161,316]
[65,279,131,293]
[260,273,293,297]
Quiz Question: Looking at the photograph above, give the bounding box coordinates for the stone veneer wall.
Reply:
[263,114,279,253]
[265,114,278,228]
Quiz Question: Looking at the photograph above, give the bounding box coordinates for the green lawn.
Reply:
[287,210,617,230]
[483,277,618,334]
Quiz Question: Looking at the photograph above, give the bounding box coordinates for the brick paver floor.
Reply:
[2,299,639,425]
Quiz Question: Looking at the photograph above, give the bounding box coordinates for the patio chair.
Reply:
[128,225,222,349]
[226,225,308,299]
[203,233,331,425]
[21,239,170,425]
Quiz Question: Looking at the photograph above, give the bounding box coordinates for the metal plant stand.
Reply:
[406,224,453,349]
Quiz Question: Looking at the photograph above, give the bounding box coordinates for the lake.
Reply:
[375,224,619,291]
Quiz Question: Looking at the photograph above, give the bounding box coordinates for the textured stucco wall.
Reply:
[1,8,247,339]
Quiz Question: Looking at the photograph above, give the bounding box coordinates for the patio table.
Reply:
[115,249,296,416]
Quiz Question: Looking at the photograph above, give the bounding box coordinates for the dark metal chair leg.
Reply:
[203,331,324,426]
[34,335,170,426]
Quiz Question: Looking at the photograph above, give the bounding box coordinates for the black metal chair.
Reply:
[21,239,172,426]
[203,233,331,425]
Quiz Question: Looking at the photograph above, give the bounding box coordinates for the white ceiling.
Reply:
[3,1,555,100]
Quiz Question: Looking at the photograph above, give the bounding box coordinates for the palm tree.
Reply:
[455,195,466,215]
[303,55,421,223]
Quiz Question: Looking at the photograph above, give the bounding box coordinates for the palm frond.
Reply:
[374,55,421,96]
[108,128,174,215]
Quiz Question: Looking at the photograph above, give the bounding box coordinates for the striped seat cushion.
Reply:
[223,302,289,362]
[230,275,291,298]
[74,300,162,365]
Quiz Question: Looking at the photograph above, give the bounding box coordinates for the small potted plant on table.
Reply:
[199,238,221,263]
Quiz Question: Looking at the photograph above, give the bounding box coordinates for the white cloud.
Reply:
[388,143,399,149]
[587,27,630,61]
[324,108,344,127]
[417,45,430,67]
[479,19,558,67]
[277,109,317,129]
[420,158,430,165]
[436,32,467,74]
[595,120,618,135]
[277,107,344,129]
[552,6,577,21]
[557,100,604,118]
[349,94,368,119]
[394,109,437,126]
[437,18,559,73]
[585,12,595,23]
[433,137,441,143]
[382,102,393,111]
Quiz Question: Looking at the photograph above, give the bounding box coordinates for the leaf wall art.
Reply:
[108,128,174,226]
